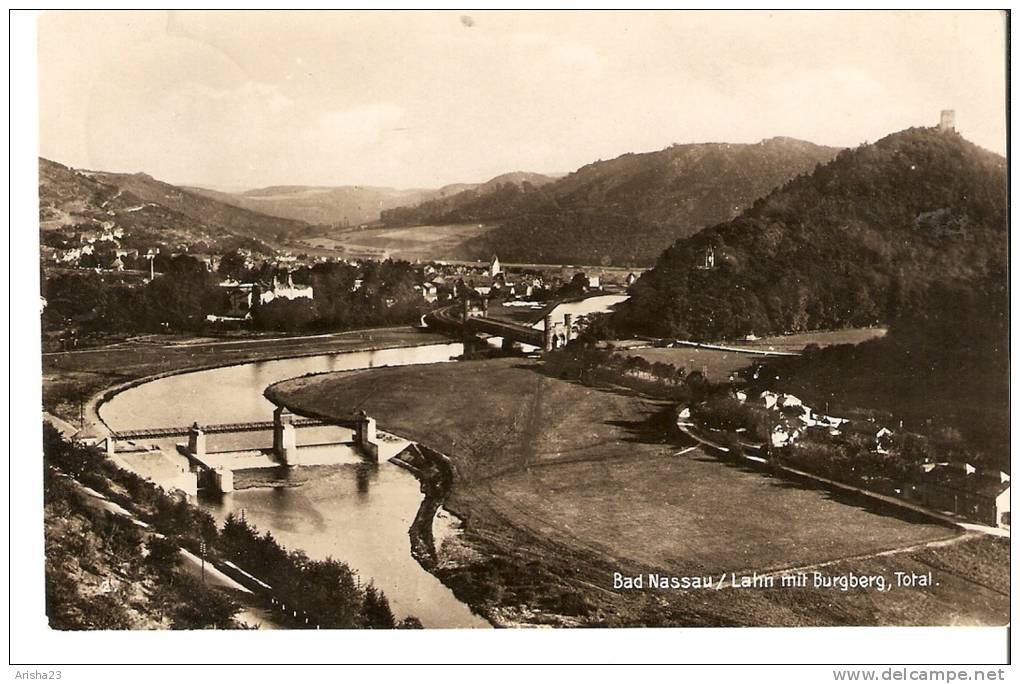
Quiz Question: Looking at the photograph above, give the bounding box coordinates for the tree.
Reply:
[145,536,180,577]
[217,251,249,281]
[361,584,396,628]
[165,573,240,629]
[143,256,220,330]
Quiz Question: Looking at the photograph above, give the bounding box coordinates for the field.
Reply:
[617,346,764,381]
[615,328,890,381]
[721,327,888,353]
[268,358,1007,626]
[298,223,494,261]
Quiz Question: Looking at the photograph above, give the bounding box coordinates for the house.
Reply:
[415,282,438,303]
[907,463,1010,527]
[777,394,804,409]
[257,274,313,305]
[218,280,256,318]
[771,423,802,448]
[840,421,895,453]
[58,248,81,264]
[217,273,313,317]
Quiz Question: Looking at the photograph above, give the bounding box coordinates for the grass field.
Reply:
[490,453,951,575]
[617,346,764,380]
[268,358,1008,626]
[721,327,888,353]
[300,223,494,261]
[615,328,889,381]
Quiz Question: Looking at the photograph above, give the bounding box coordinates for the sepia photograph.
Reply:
[10,7,1012,669]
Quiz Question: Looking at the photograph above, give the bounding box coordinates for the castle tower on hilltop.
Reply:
[939,109,956,132]
[696,246,716,270]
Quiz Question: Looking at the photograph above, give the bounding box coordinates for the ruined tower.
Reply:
[939,109,956,132]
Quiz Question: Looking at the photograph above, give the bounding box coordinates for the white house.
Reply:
[259,274,313,305]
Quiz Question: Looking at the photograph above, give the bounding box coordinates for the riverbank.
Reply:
[42,326,448,434]
[267,357,1008,627]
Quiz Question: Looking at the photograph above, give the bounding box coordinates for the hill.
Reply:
[186,172,558,228]
[613,127,1007,339]
[758,272,1009,471]
[377,171,557,228]
[89,169,314,245]
[380,138,840,265]
[40,158,230,249]
[40,158,315,251]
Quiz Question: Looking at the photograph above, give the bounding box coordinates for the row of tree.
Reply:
[41,255,435,336]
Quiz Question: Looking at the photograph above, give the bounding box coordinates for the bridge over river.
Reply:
[112,415,330,440]
[426,299,578,351]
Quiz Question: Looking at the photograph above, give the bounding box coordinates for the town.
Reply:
[23,12,1009,671]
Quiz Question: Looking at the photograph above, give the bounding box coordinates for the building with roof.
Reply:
[907,463,1010,527]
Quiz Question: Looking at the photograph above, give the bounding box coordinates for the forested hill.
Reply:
[613,127,1007,340]
[382,137,840,266]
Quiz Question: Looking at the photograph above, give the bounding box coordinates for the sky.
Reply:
[38,10,1008,190]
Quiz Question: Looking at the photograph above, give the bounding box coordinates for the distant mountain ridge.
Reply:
[613,127,1007,339]
[381,137,842,265]
[186,171,557,227]
[187,184,436,227]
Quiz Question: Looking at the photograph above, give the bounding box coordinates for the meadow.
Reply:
[267,357,1006,626]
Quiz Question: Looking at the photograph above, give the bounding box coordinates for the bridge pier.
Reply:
[213,467,234,493]
[187,423,206,458]
[273,406,299,466]
[543,313,555,352]
[355,410,379,461]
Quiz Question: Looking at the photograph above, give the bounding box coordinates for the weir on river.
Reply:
[106,407,407,494]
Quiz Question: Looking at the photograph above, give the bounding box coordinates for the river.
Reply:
[98,297,627,629]
[100,342,489,628]
[532,293,629,330]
